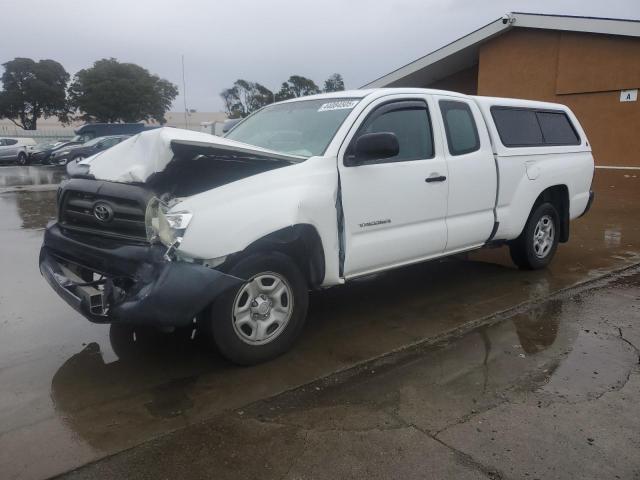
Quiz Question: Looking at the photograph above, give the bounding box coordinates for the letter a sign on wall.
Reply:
[620,89,638,102]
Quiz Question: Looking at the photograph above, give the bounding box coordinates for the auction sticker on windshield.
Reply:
[318,100,359,112]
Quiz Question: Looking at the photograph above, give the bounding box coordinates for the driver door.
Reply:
[338,96,448,278]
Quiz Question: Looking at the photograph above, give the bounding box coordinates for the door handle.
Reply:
[425,175,447,183]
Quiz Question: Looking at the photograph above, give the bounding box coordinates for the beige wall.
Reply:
[429,65,478,95]
[477,28,640,167]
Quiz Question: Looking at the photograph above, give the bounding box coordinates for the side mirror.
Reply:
[345,132,399,166]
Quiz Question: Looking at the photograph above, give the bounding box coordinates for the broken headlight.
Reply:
[145,198,193,247]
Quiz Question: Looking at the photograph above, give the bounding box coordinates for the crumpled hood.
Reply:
[79,127,304,183]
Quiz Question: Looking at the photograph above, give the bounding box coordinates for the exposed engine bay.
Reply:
[145,154,287,199]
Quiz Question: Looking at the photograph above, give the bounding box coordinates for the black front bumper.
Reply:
[40,223,243,327]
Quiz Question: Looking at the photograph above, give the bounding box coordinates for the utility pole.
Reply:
[182,54,189,129]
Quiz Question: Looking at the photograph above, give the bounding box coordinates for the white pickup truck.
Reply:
[40,88,594,364]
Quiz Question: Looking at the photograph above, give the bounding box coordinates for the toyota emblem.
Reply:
[93,202,114,222]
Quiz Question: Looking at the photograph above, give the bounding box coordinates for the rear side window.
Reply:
[356,101,434,163]
[491,108,543,146]
[537,111,580,145]
[491,107,580,147]
[439,100,480,155]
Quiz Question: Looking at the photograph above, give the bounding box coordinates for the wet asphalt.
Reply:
[0,165,639,479]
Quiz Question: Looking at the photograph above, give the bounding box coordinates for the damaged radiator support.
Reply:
[54,262,109,316]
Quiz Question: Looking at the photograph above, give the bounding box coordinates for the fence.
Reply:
[0,125,75,144]
[0,122,216,144]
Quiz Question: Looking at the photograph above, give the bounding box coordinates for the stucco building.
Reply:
[364,13,640,167]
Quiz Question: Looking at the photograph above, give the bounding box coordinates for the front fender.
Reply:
[175,157,342,285]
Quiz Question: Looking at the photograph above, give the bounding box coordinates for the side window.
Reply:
[5,139,18,146]
[352,101,434,163]
[491,107,581,147]
[536,111,580,145]
[0,140,5,146]
[439,100,480,155]
[491,108,543,146]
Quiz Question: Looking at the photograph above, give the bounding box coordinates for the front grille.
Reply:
[59,180,152,241]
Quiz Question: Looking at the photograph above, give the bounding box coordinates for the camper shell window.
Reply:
[491,106,580,147]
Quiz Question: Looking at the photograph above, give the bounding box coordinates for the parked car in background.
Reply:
[0,137,37,165]
[30,141,82,165]
[221,118,243,134]
[49,135,130,165]
[72,123,158,143]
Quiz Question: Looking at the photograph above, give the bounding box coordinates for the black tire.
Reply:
[509,202,560,270]
[206,251,309,365]
[17,152,28,166]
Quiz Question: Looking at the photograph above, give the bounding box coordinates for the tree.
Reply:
[275,75,320,101]
[220,79,273,118]
[0,57,69,130]
[323,73,345,92]
[68,58,178,124]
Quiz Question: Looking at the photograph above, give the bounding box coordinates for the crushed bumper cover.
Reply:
[40,223,243,327]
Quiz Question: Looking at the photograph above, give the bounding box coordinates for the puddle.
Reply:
[0,165,65,187]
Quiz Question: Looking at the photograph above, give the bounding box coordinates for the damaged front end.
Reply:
[40,208,243,327]
[40,128,302,327]
[40,231,241,327]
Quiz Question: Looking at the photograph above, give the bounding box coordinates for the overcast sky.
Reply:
[2,0,639,112]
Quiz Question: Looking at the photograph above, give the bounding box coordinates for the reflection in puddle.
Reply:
[15,190,58,229]
[145,377,197,418]
[604,228,622,248]
[50,326,216,449]
[512,299,562,354]
[0,165,65,187]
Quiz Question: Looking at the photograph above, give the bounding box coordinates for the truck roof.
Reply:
[278,88,470,103]
[281,88,572,112]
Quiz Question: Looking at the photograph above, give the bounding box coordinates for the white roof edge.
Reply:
[363,12,640,89]
[472,95,575,111]
[513,12,640,37]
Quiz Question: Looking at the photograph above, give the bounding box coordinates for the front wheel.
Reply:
[509,202,560,270]
[16,152,28,165]
[206,251,309,365]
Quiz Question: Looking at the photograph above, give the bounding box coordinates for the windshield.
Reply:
[82,137,104,146]
[37,143,56,150]
[71,133,95,143]
[226,98,360,157]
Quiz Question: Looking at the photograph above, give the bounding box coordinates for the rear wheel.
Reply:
[509,202,560,270]
[206,251,309,365]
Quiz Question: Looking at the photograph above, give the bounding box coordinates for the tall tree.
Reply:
[275,75,320,101]
[220,79,273,118]
[323,73,345,92]
[0,57,69,130]
[68,58,178,124]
